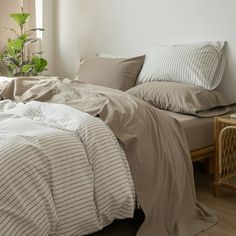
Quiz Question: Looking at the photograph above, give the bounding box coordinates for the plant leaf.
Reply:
[38,58,48,72]
[19,34,29,42]
[0,10,48,77]
[31,55,47,73]
[7,39,23,55]
[21,64,34,74]
[10,13,31,26]
[8,39,23,50]
[9,57,20,67]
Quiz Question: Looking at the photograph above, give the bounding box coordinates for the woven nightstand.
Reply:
[214,115,236,196]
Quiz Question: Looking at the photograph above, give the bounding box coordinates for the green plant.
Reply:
[0,6,47,76]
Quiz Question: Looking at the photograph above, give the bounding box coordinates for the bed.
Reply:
[104,41,230,169]
[164,111,215,170]
[0,39,231,236]
[0,77,218,236]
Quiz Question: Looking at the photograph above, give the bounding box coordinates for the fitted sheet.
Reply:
[163,110,214,151]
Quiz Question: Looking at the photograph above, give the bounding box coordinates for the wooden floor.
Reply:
[89,163,236,236]
[195,164,236,236]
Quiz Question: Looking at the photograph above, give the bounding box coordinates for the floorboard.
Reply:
[195,164,236,236]
[88,163,236,236]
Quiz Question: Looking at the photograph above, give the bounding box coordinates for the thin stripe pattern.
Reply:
[137,41,226,90]
[0,100,135,236]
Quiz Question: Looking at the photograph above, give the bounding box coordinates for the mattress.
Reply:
[163,110,214,151]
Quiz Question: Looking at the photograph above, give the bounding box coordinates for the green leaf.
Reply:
[21,64,34,74]
[19,34,29,42]
[38,58,47,72]
[31,55,41,66]
[31,55,47,73]
[9,57,20,67]
[0,9,48,77]
[7,39,23,54]
[6,39,23,56]
[10,13,31,26]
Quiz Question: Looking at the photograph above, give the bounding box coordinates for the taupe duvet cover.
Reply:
[0,77,217,236]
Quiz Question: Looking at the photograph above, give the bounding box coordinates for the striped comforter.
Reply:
[0,100,135,236]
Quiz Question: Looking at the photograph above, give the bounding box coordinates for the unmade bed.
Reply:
[0,77,218,236]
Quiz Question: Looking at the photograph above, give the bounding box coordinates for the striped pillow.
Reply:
[136,41,226,90]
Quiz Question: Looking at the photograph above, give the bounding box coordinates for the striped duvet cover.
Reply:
[0,100,135,236]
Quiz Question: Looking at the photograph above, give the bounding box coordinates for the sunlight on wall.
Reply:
[35,0,43,39]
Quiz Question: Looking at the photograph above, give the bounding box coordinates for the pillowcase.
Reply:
[127,81,232,117]
[76,55,145,91]
[136,41,226,90]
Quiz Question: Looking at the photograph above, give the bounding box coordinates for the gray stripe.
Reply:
[0,100,135,236]
[137,41,226,90]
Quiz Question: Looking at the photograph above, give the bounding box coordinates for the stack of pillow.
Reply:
[76,41,232,117]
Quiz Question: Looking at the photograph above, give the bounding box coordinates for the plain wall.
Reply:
[41,0,55,74]
[53,0,84,78]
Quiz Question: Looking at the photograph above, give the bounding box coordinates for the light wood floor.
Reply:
[89,164,236,236]
[195,164,236,236]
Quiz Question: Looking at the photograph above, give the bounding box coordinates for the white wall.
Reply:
[53,0,85,78]
[53,0,236,102]
[41,0,55,75]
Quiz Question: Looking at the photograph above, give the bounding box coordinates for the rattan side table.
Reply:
[214,115,236,196]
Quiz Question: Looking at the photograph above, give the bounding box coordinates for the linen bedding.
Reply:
[0,77,217,236]
[163,110,215,151]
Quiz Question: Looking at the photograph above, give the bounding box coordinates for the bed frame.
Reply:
[191,145,215,173]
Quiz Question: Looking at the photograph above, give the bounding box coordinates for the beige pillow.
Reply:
[76,55,145,91]
[127,81,232,117]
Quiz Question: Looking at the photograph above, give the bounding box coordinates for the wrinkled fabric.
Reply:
[0,77,217,236]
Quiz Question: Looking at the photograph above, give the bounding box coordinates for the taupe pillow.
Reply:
[76,55,145,91]
[127,81,232,117]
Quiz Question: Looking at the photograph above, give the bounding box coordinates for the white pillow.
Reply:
[136,41,226,90]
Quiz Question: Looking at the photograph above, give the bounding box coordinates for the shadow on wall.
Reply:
[53,0,86,79]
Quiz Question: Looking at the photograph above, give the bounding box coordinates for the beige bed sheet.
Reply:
[163,110,214,151]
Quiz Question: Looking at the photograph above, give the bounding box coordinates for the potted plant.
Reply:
[0,3,48,77]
